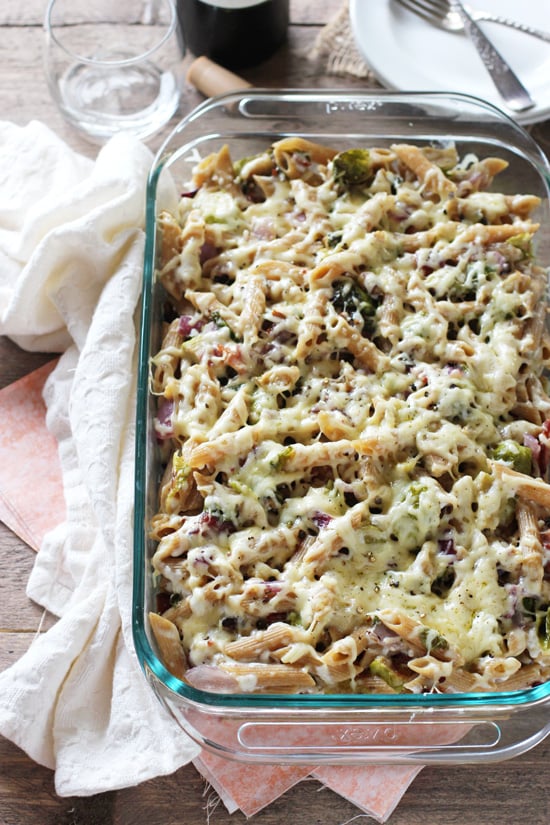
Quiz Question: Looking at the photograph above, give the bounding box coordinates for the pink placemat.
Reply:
[0,360,65,551]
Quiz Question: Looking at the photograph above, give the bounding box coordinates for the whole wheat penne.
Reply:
[148,137,550,698]
[207,384,251,440]
[161,208,206,297]
[272,439,361,473]
[433,669,481,693]
[188,424,261,469]
[273,137,337,176]
[254,259,307,285]
[458,220,539,245]
[301,500,371,567]
[318,409,358,441]
[257,364,301,393]
[505,627,528,658]
[218,661,316,690]
[149,613,187,680]
[328,314,385,371]
[192,144,240,193]
[492,461,550,507]
[377,609,459,663]
[224,623,306,659]
[409,655,454,677]
[237,272,267,341]
[295,288,329,359]
[159,446,203,515]
[158,210,184,269]
[185,289,240,331]
[477,656,522,683]
[392,143,457,198]
[149,513,186,542]
[308,260,350,287]
[483,663,543,691]
[317,659,361,683]
[272,644,324,669]
[516,500,544,593]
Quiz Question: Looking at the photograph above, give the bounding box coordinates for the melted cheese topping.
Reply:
[150,139,550,695]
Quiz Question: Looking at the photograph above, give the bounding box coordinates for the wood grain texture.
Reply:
[0,733,548,825]
[1,0,549,822]
[0,0,331,26]
[0,523,56,633]
[0,339,53,391]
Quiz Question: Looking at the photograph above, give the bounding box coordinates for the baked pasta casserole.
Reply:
[148,137,550,695]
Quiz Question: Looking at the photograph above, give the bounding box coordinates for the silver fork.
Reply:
[394,0,550,42]
[395,0,536,111]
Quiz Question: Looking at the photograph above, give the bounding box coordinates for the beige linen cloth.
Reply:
[310,0,373,80]
[0,115,429,822]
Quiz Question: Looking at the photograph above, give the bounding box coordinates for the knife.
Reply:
[449,0,535,112]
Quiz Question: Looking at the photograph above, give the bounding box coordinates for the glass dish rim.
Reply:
[133,88,550,713]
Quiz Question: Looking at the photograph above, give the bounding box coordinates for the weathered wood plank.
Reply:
[0,0,342,27]
[0,339,53,392]
[0,732,548,825]
[0,630,41,669]
[0,525,56,631]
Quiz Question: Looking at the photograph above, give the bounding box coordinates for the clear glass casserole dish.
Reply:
[133,90,550,764]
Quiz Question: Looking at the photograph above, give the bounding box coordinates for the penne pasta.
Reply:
[516,501,544,593]
[237,272,267,342]
[392,143,457,199]
[492,461,550,507]
[218,662,316,690]
[148,138,550,697]
[272,137,338,178]
[149,612,187,680]
[224,623,304,659]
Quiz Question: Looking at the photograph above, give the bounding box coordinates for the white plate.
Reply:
[350,0,550,125]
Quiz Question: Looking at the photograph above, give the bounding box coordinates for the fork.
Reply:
[396,0,536,111]
[394,0,550,42]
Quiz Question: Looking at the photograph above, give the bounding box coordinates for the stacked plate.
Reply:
[350,0,550,124]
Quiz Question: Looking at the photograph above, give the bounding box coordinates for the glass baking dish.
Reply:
[133,90,550,764]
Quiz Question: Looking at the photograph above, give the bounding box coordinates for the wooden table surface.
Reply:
[1,1,549,823]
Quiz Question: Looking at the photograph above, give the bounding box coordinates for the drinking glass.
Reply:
[44,0,183,143]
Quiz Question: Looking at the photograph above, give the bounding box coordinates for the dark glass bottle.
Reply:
[176,0,289,70]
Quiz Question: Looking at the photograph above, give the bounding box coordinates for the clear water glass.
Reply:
[44,0,183,143]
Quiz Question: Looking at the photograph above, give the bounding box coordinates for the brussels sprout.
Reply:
[539,607,550,651]
[522,599,550,651]
[172,452,191,491]
[271,444,295,470]
[332,149,372,187]
[164,452,193,512]
[508,233,533,259]
[369,656,405,690]
[408,481,429,509]
[332,278,378,335]
[490,440,532,475]
[210,310,240,342]
[418,627,449,653]
[326,230,343,249]
[431,567,455,598]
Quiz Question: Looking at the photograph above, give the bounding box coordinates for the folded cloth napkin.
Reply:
[0,121,423,820]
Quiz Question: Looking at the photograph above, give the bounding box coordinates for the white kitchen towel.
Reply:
[0,120,201,795]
